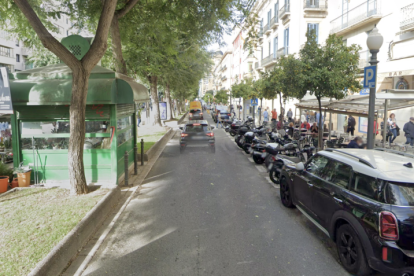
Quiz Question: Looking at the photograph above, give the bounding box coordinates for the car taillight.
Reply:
[206,133,214,137]
[200,113,203,115]
[181,133,188,137]
[271,156,276,161]
[380,211,399,241]
[232,124,235,127]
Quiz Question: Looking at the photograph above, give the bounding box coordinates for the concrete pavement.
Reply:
[75,115,351,276]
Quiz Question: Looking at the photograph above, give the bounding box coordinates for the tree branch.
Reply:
[116,0,141,19]
[13,0,80,70]
[82,0,118,71]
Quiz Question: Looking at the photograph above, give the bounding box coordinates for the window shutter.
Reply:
[286,28,289,54]
[315,24,319,43]
[274,37,278,58]
[306,0,310,7]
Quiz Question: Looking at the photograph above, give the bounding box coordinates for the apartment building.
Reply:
[0,13,80,73]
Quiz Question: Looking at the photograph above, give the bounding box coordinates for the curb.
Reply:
[145,128,174,160]
[28,187,122,276]
[177,111,189,125]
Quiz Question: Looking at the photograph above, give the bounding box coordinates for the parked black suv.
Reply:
[279,148,414,276]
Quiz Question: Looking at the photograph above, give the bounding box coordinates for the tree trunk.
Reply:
[317,97,323,150]
[165,83,174,120]
[110,16,128,75]
[148,75,162,126]
[68,67,90,195]
[279,92,283,121]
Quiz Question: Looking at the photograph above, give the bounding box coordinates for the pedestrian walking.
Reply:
[403,117,414,146]
[388,113,399,144]
[216,110,223,128]
[347,115,356,136]
[271,109,277,121]
[263,108,269,122]
[287,108,293,122]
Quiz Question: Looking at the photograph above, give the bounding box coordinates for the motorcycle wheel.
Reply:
[264,154,273,170]
[269,167,280,184]
[253,154,264,164]
[230,131,236,137]
[243,145,250,154]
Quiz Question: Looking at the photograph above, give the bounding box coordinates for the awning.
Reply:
[9,64,150,105]
[295,92,414,117]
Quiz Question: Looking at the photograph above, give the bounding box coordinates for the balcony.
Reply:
[279,4,290,24]
[303,0,328,18]
[400,3,414,31]
[264,24,271,35]
[277,47,287,57]
[358,50,371,69]
[270,16,279,30]
[261,55,278,67]
[330,0,382,36]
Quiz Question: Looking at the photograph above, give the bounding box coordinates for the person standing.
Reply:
[216,110,223,128]
[287,108,293,122]
[343,116,348,133]
[309,112,316,124]
[347,115,356,136]
[403,117,414,146]
[271,109,277,121]
[263,108,269,123]
[388,113,398,144]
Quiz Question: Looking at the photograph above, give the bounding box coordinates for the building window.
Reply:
[307,23,319,43]
[268,10,271,26]
[274,37,278,58]
[0,46,12,58]
[16,54,20,62]
[0,63,14,73]
[275,1,279,19]
[268,41,271,56]
[284,28,289,55]
[16,39,19,47]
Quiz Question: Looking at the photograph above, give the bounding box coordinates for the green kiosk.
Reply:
[8,35,149,186]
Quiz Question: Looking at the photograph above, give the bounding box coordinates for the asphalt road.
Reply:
[82,114,350,276]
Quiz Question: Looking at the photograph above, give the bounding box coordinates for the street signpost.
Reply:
[364,66,376,88]
[251,98,258,125]
[364,65,378,149]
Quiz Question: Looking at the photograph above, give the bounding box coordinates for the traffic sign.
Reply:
[250,98,258,106]
[363,66,376,88]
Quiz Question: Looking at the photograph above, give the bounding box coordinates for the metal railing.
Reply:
[358,50,371,68]
[330,0,381,34]
[279,4,290,19]
[270,16,279,27]
[261,55,275,67]
[277,47,286,57]
[264,24,270,34]
[401,3,414,30]
[303,0,328,10]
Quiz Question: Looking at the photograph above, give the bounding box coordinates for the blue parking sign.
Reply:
[363,66,376,88]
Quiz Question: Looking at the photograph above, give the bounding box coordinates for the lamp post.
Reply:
[366,26,383,149]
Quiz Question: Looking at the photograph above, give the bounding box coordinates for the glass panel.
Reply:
[21,137,111,150]
[319,161,351,188]
[305,155,328,176]
[117,116,132,130]
[21,121,109,135]
[353,173,378,199]
[386,182,414,206]
[118,129,133,146]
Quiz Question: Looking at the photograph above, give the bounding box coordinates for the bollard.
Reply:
[141,139,144,166]
[134,145,138,175]
[124,151,129,186]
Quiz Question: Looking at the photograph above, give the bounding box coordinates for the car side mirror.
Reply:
[211,126,215,130]
[295,162,304,171]
[179,126,183,130]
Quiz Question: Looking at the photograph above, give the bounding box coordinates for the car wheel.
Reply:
[336,224,372,276]
[269,167,280,184]
[253,154,264,164]
[280,177,295,208]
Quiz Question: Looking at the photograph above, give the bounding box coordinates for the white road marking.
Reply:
[255,165,266,173]
[247,157,254,163]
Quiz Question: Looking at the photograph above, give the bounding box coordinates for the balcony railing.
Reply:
[264,24,271,35]
[270,16,279,29]
[304,0,328,10]
[330,0,381,35]
[261,55,277,67]
[358,50,371,69]
[279,4,290,20]
[277,47,287,57]
[401,3,414,30]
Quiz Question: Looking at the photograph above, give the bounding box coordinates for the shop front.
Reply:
[8,63,148,186]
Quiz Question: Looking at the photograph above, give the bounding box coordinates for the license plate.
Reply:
[261,152,267,158]
[268,163,273,170]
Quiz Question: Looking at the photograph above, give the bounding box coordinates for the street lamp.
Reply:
[366,26,383,149]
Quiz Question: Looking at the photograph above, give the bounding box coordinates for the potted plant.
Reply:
[0,162,13,193]
[13,167,31,187]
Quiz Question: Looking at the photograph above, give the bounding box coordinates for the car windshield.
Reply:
[385,182,414,206]
[185,125,208,133]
